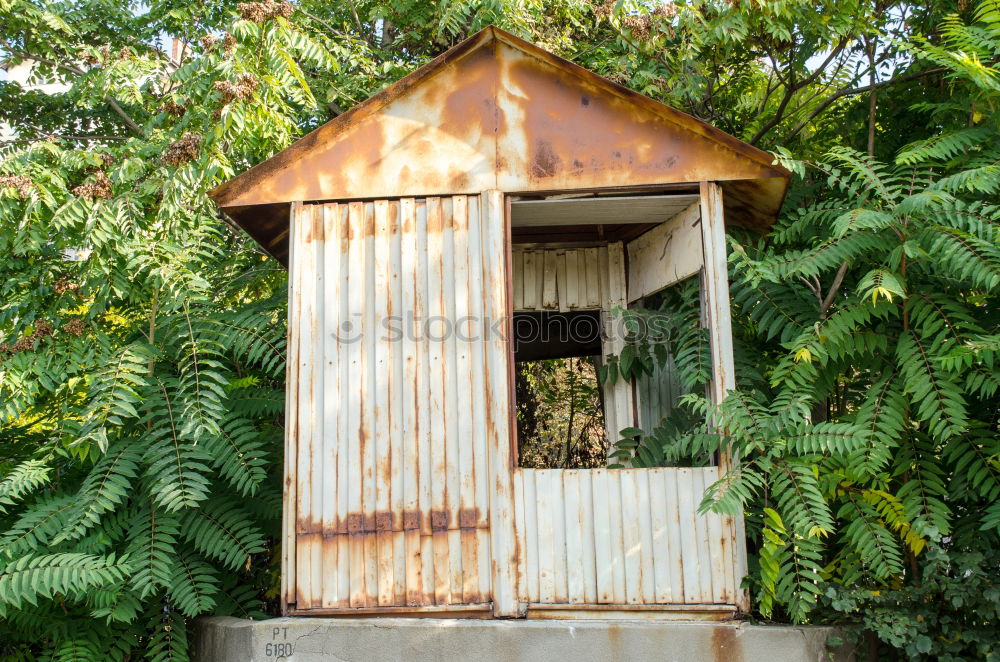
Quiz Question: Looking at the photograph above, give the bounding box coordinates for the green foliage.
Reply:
[0,553,131,612]
[0,0,305,655]
[823,546,1000,661]
[516,357,607,468]
[605,4,1000,657]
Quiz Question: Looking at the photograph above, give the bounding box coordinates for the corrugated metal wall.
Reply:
[286,194,510,612]
[636,353,682,432]
[513,468,739,607]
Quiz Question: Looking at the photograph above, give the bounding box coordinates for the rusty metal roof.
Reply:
[210,26,790,264]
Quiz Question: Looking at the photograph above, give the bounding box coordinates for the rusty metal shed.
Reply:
[210,26,790,620]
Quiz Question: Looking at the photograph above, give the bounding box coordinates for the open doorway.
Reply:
[507,191,706,469]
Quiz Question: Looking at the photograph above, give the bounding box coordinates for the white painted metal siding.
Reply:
[286,194,510,613]
[513,468,740,607]
[626,202,703,303]
[283,187,748,618]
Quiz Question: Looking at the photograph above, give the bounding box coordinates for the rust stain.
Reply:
[378,448,392,483]
[711,626,743,662]
[363,201,376,237]
[347,201,362,240]
[530,139,561,179]
[427,198,443,233]
[212,28,788,266]
[388,200,400,236]
[447,165,472,192]
[401,201,415,234]
[376,512,394,532]
[430,510,450,531]
[403,510,422,530]
[505,54,701,188]
[311,204,325,242]
[459,508,480,529]
[607,623,622,658]
[442,46,497,122]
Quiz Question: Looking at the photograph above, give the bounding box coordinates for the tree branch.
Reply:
[1,135,129,144]
[345,0,365,35]
[103,96,144,136]
[298,9,352,41]
[780,65,951,145]
[749,37,849,145]
[2,43,146,137]
[800,276,822,304]
[820,260,850,317]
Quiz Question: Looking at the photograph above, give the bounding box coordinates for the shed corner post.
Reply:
[483,189,521,617]
[698,182,750,613]
[281,201,304,615]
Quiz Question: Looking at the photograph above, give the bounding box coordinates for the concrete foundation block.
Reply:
[193,616,852,662]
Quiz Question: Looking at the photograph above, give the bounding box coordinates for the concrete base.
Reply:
[193,616,852,662]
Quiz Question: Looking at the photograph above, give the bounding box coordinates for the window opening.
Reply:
[507,192,707,470]
[514,311,608,468]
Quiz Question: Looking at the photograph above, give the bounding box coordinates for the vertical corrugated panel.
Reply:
[289,196,502,611]
[510,246,610,312]
[399,198,420,605]
[346,202,367,608]
[320,204,342,608]
[295,203,321,610]
[563,470,587,604]
[565,250,579,308]
[514,468,735,606]
[468,195,494,601]
[636,353,681,431]
[373,199,392,607]
[415,200,436,603]
[677,468,701,603]
[483,190,518,617]
[333,204,352,606]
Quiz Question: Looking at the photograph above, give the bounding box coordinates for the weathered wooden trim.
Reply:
[511,246,611,312]
[485,189,519,617]
[602,242,634,451]
[625,201,703,303]
[698,181,749,613]
[282,201,302,614]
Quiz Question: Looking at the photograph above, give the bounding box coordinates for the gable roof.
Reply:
[210,26,790,264]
